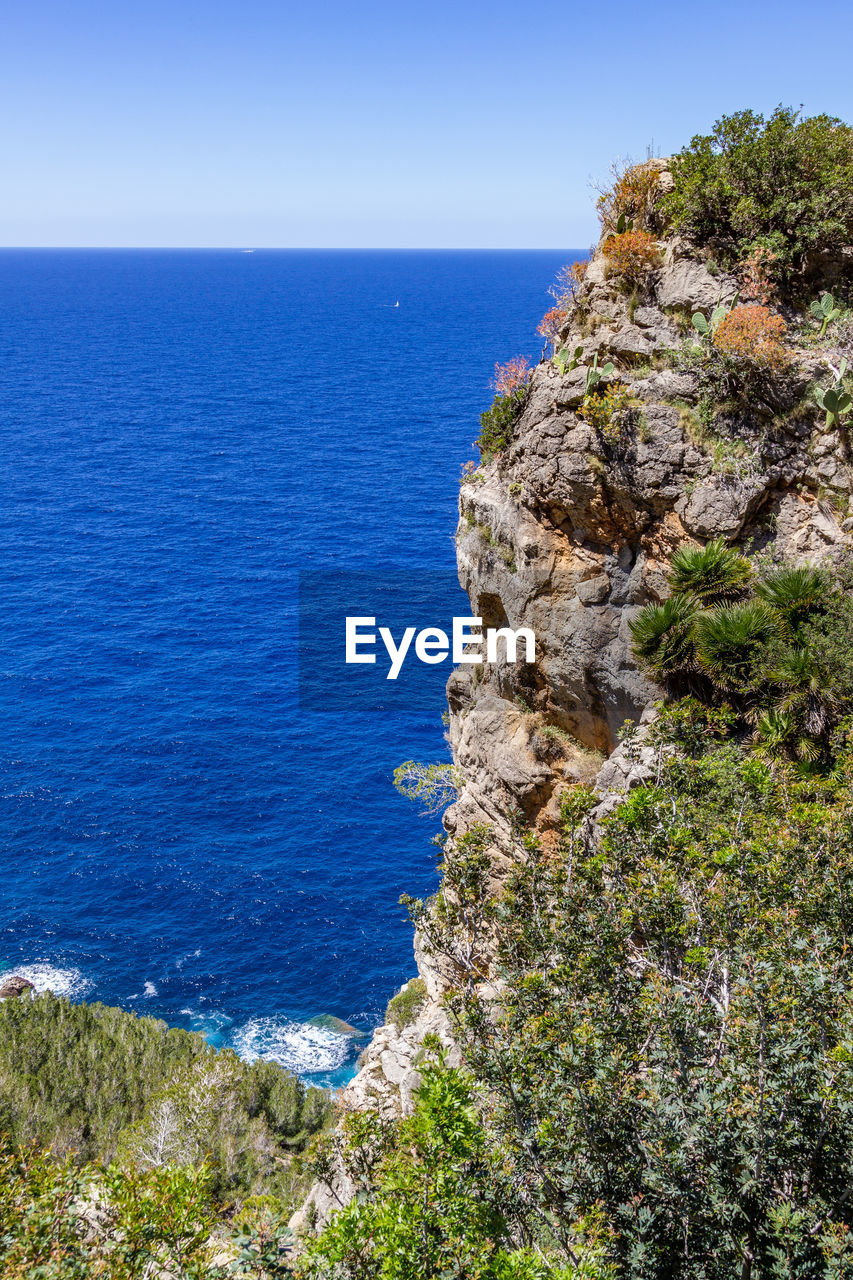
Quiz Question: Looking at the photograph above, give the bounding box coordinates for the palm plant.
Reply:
[769,647,838,741]
[752,708,820,763]
[693,600,781,692]
[628,594,699,682]
[668,537,753,606]
[755,564,829,636]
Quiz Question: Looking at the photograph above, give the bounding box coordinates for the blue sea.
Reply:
[0,249,573,1086]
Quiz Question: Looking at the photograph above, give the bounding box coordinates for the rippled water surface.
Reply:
[0,249,572,1084]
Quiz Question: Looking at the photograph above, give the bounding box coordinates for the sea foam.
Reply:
[231,1015,352,1075]
[1,962,92,999]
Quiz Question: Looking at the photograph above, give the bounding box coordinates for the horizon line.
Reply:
[0,244,587,253]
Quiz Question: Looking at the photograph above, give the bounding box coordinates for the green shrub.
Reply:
[665,106,853,293]
[454,737,853,1278]
[385,978,428,1033]
[668,537,752,605]
[0,1140,220,1279]
[299,1050,595,1280]
[630,545,853,763]
[393,760,462,814]
[477,387,526,458]
[579,382,631,438]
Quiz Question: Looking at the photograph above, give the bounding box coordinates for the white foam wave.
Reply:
[2,963,92,1000]
[231,1016,351,1075]
[143,981,157,997]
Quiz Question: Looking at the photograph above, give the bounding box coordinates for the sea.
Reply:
[0,248,576,1087]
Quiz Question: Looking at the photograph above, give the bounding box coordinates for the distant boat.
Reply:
[394,300,399,307]
[242,249,255,254]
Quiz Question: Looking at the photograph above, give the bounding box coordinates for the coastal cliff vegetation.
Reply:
[6,105,853,1278]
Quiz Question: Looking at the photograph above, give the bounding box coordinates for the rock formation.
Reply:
[0,975,35,1000]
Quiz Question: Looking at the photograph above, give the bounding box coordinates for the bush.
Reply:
[455,737,853,1278]
[596,159,662,232]
[630,545,853,762]
[299,1051,594,1280]
[491,357,531,397]
[393,760,462,814]
[385,978,428,1032]
[711,304,789,372]
[665,106,853,292]
[0,1140,220,1279]
[477,388,526,458]
[548,259,588,310]
[668,536,753,605]
[537,305,568,345]
[601,229,660,286]
[579,382,632,439]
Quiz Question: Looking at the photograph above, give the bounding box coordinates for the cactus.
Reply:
[584,352,615,396]
[814,358,852,427]
[554,343,584,375]
[810,292,843,339]
[692,303,729,339]
[615,212,635,235]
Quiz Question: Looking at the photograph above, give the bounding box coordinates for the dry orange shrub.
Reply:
[602,230,661,284]
[537,306,568,343]
[491,356,531,397]
[597,162,661,230]
[712,304,789,370]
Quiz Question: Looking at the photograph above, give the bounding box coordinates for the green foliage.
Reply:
[665,106,853,293]
[554,343,584,375]
[630,546,853,761]
[583,352,615,396]
[579,382,631,438]
[0,1138,218,1278]
[393,760,462,814]
[298,1051,595,1280]
[814,358,852,428]
[0,994,330,1206]
[384,978,427,1032]
[691,303,729,338]
[694,599,782,690]
[811,291,843,337]
[401,824,496,999]
[667,536,752,605]
[755,564,831,631]
[478,387,527,459]
[457,738,853,1278]
[628,594,699,679]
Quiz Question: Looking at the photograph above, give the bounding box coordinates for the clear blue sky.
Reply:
[3,0,853,247]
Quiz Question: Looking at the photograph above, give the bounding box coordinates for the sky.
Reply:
[3,0,853,247]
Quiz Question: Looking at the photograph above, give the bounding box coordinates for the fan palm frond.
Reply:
[694,601,781,692]
[629,594,699,681]
[668,537,753,606]
[755,564,830,633]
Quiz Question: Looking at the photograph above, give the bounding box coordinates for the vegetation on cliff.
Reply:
[0,994,330,1203]
[630,542,853,762]
[0,995,331,1276]
[664,107,853,294]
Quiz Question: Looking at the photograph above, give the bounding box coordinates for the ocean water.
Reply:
[0,249,574,1086]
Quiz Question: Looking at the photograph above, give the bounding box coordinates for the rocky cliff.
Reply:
[292,160,853,1233]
